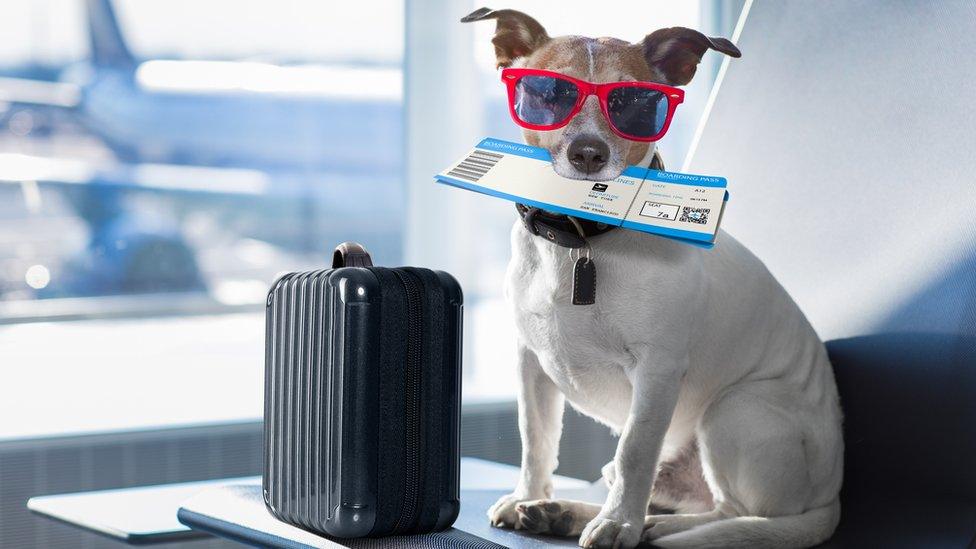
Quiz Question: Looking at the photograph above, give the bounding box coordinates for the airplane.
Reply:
[5,0,404,171]
[0,0,405,305]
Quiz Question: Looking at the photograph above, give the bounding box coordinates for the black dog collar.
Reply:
[516,151,665,248]
[516,203,614,248]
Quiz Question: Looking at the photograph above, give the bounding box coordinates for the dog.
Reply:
[461,8,844,549]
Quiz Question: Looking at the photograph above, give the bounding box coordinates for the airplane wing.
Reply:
[0,153,268,196]
[0,76,81,109]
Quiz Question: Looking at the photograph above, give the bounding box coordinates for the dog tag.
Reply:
[572,257,596,305]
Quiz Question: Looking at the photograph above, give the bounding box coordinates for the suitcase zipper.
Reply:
[392,269,424,533]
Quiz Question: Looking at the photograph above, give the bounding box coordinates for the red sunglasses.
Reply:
[501,68,684,142]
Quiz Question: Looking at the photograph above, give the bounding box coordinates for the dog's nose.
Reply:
[567,136,610,174]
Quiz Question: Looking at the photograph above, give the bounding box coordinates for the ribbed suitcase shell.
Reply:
[263,264,463,538]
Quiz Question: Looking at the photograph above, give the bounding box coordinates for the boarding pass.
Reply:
[435,138,729,248]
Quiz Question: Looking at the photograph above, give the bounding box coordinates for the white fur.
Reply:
[586,41,596,78]
[488,223,844,548]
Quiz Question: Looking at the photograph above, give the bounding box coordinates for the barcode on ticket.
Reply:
[447,150,503,182]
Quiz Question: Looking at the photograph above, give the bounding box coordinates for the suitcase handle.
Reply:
[332,242,373,268]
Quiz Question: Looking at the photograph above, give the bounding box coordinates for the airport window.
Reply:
[0,0,406,438]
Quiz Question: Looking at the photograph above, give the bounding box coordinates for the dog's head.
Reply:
[462,7,740,181]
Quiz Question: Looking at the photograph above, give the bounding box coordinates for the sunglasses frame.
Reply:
[501,67,685,142]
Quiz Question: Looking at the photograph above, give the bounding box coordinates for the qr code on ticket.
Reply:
[679,206,710,224]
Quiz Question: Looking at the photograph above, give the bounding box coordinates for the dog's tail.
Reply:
[653,499,840,549]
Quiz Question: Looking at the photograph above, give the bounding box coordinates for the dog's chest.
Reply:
[505,228,635,387]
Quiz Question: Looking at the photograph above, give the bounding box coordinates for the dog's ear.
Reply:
[461,7,550,68]
[640,27,741,85]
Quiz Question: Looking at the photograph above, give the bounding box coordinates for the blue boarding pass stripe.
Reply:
[674,237,714,249]
[620,220,716,243]
[622,165,650,179]
[644,169,727,188]
[435,174,623,226]
[476,138,552,161]
[659,235,714,249]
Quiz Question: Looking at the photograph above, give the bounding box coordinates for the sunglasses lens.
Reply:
[514,76,579,126]
[607,87,669,138]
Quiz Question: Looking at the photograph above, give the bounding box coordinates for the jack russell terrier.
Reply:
[462,8,843,549]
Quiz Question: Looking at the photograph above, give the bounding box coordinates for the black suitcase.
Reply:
[263,242,463,538]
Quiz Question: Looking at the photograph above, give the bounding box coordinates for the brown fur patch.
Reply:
[461,8,550,68]
[642,27,742,85]
[651,439,715,513]
[527,36,655,82]
[521,37,658,169]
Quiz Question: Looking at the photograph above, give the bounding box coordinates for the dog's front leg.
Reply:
[579,367,683,549]
[488,343,565,529]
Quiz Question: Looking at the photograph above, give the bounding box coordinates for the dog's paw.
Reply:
[487,493,532,529]
[579,515,642,549]
[515,500,580,536]
[639,517,671,543]
[640,514,699,543]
